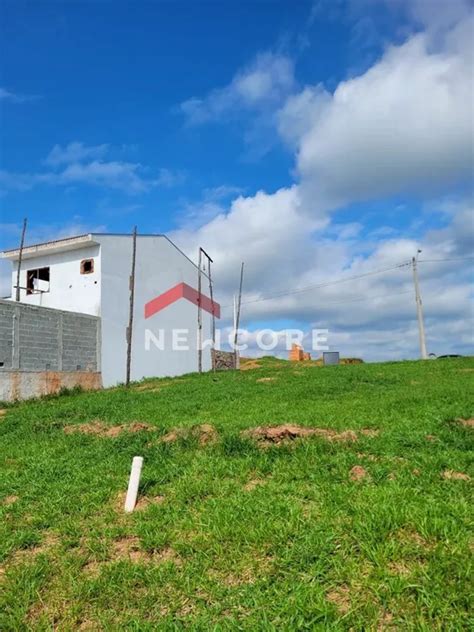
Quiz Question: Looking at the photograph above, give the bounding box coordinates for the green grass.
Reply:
[0,357,473,630]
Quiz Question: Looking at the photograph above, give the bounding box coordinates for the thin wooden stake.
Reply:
[126,226,137,386]
[15,218,27,302]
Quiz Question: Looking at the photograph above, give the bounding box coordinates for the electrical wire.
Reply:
[220,261,411,310]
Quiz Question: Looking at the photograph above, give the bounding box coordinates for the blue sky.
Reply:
[1,0,473,359]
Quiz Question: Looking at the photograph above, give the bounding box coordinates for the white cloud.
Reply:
[1,144,184,195]
[44,142,109,166]
[278,19,473,214]
[0,87,39,103]
[172,10,473,360]
[180,52,295,125]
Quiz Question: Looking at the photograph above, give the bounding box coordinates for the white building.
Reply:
[1,233,220,386]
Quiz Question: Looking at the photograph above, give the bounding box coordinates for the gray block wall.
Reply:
[0,299,100,372]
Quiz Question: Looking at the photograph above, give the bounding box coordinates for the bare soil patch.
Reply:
[360,428,380,437]
[242,424,358,445]
[240,360,261,371]
[243,478,266,491]
[425,434,437,442]
[64,420,156,437]
[256,377,276,383]
[442,469,470,481]
[158,424,218,446]
[2,495,18,506]
[458,418,474,428]
[349,465,370,482]
[114,491,165,512]
[326,584,351,614]
[0,409,7,418]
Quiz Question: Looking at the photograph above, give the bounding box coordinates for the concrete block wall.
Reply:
[0,299,100,372]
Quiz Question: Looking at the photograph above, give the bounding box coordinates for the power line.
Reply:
[220,261,411,309]
[419,257,474,263]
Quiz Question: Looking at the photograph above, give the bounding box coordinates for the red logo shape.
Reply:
[144,283,220,319]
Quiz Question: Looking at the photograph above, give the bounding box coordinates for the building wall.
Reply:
[0,371,101,402]
[99,235,213,386]
[10,244,101,316]
[0,299,100,372]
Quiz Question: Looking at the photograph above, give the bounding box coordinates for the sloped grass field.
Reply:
[0,358,473,630]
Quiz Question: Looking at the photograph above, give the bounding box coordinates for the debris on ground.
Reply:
[349,465,370,482]
[64,421,156,437]
[442,470,471,481]
[242,424,359,445]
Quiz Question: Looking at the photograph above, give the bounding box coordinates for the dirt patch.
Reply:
[425,434,437,442]
[243,424,358,445]
[387,561,411,576]
[412,468,421,476]
[458,418,474,428]
[377,611,395,631]
[110,537,181,566]
[240,359,261,371]
[442,469,471,481]
[2,495,18,506]
[243,478,266,491]
[158,424,218,446]
[114,491,165,512]
[326,584,351,614]
[349,465,370,482]
[64,420,156,437]
[394,528,433,550]
[256,377,276,383]
[360,428,380,437]
[0,409,7,418]
[8,532,59,567]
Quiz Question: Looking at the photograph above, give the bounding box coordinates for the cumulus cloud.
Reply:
[279,18,474,214]
[172,10,473,360]
[1,144,184,195]
[180,52,295,125]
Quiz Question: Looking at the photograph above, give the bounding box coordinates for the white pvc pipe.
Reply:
[124,456,143,513]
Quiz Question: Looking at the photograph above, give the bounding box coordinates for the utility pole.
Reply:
[197,246,215,372]
[207,256,216,371]
[15,218,27,302]
[233,262,244,369]
[412,250,428,360]
[197,248,203,373]
[126,226,137,386]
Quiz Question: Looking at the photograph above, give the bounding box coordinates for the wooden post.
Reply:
[126,226,137,386]
[15,218,27,302]
[197,248,203,373]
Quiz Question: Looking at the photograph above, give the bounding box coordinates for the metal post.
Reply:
[15,218,27,302]
[234,262,244,368]
[126,227,137,385]
[197,248,203,373]
[412,251,428,360]
[207,257,216,371]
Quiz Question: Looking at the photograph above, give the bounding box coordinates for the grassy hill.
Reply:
[1,357,473,630]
